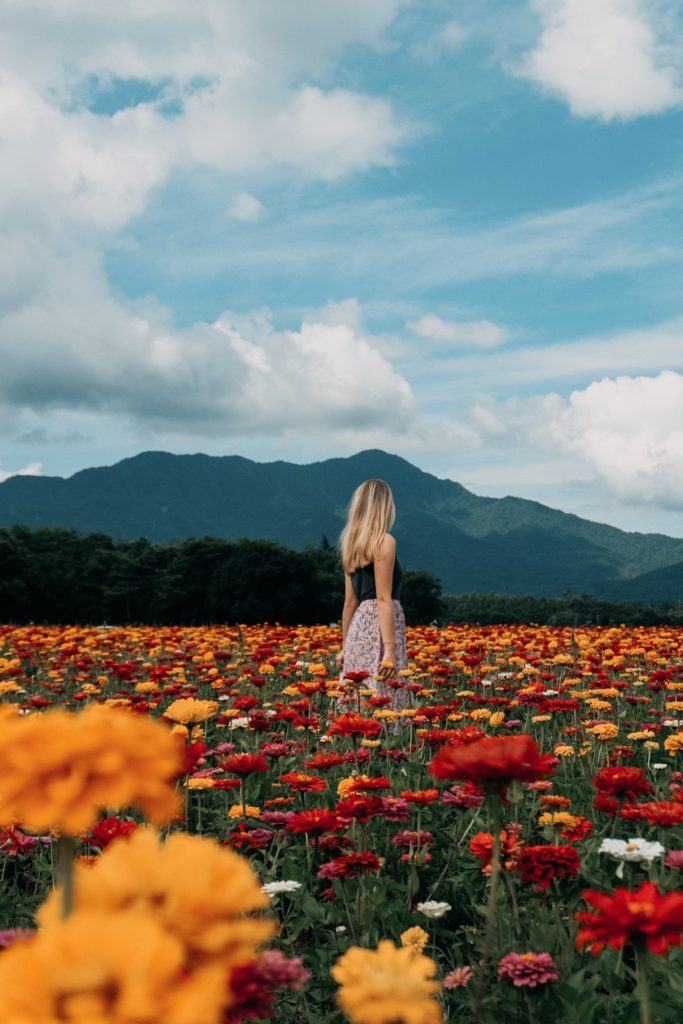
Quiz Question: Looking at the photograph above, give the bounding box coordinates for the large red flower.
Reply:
[222,753,269,776]
[285,809,341,834]
[592,766,652,800]
[327,714,381,739]
[575,881,683,955]
[429,734,556,785]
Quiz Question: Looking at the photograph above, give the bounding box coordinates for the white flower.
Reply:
[262,880,302,897]
[599,838,665,878]
[336,925,347,933]
[416,900,451,919]
[652,763,668,770]
[543,689,559,696]
[228,717,250,730]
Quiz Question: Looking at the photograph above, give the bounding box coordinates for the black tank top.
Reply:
[351,555,404,603]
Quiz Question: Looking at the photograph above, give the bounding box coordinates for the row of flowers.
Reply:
[0,621,681,1022]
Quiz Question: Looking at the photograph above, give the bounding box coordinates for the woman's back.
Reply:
[351,554,403,603]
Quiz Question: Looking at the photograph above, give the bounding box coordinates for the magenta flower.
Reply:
[498,952,559,988]
[664,850,683,870]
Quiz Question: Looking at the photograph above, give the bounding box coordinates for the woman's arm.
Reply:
[337,572,359,667]
[374,533,397,680]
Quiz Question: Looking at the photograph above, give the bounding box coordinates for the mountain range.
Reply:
[1,449,681,601]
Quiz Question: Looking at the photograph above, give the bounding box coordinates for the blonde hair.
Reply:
[339,478,396,573]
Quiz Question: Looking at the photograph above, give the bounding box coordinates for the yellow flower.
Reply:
[0,910,229,1023]
[39,827,273,967]
[164,698,218,725]
[489,712,505,728]
[587,723,618,741]
[186,777,215,790]
[664,731,683,755]
[400,927,429,955]
[531,715,551,723]
[627,731,656,741]
[332,940,441,1024]
[538,812,579,829]
[554,744,575,757]
[0,706,182,833]
[228,804,261,819]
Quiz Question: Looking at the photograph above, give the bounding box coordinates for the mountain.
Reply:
[1,448,681,600]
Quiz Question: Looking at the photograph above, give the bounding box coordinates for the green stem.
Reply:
[473,788,502,1024]
[635,943,651,1024]
[55,834,78,919]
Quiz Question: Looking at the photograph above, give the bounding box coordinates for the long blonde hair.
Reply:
[339,478,396,573]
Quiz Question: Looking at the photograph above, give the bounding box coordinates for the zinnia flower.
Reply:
[164,698,218,724]
[416,900,451,919]
[400,927,429,955]
[599,838,665,878]
[518,845,580,890]
[429,734,555,787]
[592,766,653,801]
[575,881,683,954]
[497,951,559,987]
[39,827,274,968]
[0,706,183,832]
[0,910,230,1023]
[332,939,442,1024]
[443,966,473,988]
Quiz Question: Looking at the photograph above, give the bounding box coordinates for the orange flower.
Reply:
[0,706,183,832]
[332,940,441,1024]
[0,910,230,1023]
[39,827,274,967]
[164,698,218,725]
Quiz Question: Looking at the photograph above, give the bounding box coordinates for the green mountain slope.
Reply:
[0,448,681,599]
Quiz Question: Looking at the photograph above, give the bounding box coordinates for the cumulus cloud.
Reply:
[0,2,414,444]
[545,370,683,508]
[407,314,509,348]
[518,0,682,120]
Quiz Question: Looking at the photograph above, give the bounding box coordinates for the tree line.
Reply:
[0,525,679,627]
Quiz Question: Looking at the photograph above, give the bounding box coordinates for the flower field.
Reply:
[0,621,682,1023]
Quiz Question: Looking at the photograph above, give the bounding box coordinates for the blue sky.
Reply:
[1,1,682,536]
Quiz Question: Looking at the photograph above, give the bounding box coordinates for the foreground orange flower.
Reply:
[332,939,442,1024]
[39,827,274,967]
[0,706,183,832]
[0,910,229,1023]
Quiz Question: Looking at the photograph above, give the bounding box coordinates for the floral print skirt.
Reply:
[337,598,411,714]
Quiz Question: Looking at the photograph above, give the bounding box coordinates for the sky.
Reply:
[1,0,682,536]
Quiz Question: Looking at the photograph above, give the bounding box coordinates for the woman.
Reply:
[334,478,410,714]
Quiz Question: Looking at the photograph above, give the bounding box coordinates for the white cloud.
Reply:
[0,460,43,483]
[519,0,682,120]
[228,192,264,222]
[407,314,509,348]
[545,370,683,508]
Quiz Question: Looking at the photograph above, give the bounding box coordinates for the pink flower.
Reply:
[664,850,683,870]
[254,949,310,989]
[0,929,35,949]
[443,966,474,989]
[497,952,559,988]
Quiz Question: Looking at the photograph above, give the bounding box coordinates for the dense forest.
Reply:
[0,525,680,627]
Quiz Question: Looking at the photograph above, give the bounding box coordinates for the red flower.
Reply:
[285,809,341,834]
[327,714,381,739]
[637,801,683,827]
[518,845,580,890]
[304,753,345,771]
[335,796,386,824]
[592,766,653,801]
[575,881,683,955]
[86,815,138,850]
[399,789,440,805]
[222,753,269,776]
[469,825,524,875]
[279,772,327,793]
[317,851,382,880]
[430,734,556,786]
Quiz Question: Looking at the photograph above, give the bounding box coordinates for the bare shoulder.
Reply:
[377,532,396,557]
